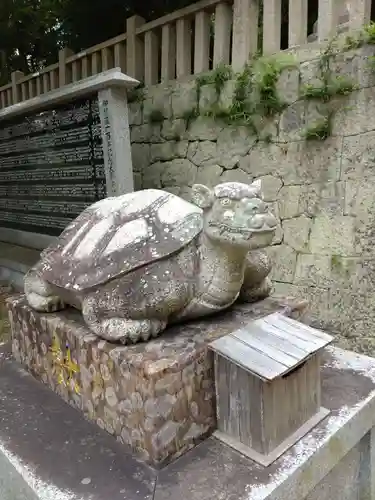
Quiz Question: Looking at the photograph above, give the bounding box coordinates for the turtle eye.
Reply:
[221,199,232,207]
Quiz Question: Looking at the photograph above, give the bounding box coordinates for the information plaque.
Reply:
[0,96,106,236]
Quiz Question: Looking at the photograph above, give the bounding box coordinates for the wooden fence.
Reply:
[0,0,372,109]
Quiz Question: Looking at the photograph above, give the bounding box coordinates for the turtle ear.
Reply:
[191,184,214,209]
[251,179,262,194]
[250,179,263,198]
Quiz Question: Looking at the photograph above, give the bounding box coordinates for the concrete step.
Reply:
[0,243,40,290]
[0,346,156,500]
[1,343,375,500]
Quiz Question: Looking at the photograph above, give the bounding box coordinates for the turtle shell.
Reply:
[39,189,203,292]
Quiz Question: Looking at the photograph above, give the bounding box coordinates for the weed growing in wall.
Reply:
[342,22,375,50]
[148,109,165,123]
[301,76,356,101]
[181,107,200,128]
[181,63,234,125]
[303,115,332,141]
[299,39,358,140]
[301,40,357,104]
[331,254,343,271]
[181,53,296,137]
[145,24,375,144]
[253,56,291,116]
[128,83,146,104]
[363,22,375,44]
[196,63,233,100]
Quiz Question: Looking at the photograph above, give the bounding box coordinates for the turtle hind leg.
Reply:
[24,270,65,313]
[82,296,167,344]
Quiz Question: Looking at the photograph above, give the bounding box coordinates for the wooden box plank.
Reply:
[211,334,285,380]
[262,314,333,346]
[215,354,264,451]
[232,327,300,367]
[210,312,333,381]
[210,313,333,466]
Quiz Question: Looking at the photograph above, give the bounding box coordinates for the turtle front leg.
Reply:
[239,250,273,303]
[82,295,167,344]
[24,269,65,312]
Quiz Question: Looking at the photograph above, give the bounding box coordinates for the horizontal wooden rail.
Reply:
[66,33,127,62]
[136,0,226,34]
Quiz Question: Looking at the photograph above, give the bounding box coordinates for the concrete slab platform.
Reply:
[1,343,375,500]
[8,295,307,467]
[0,242,40,290]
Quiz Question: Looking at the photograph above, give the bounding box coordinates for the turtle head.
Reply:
[191,181,277,250]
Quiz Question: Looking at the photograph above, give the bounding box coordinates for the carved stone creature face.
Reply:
[192,181,277,250]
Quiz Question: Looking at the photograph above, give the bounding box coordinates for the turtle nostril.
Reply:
[249,215,264,229]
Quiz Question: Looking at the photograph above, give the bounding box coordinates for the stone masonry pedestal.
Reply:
[7,294,305,467]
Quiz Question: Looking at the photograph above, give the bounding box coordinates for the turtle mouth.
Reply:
[212,223,276,238]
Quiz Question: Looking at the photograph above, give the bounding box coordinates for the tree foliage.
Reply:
[0,0,320,85]
[0,0,194,84]
[0,0,66,84]
[58,0,194,52]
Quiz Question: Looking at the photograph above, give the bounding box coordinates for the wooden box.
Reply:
[209,312,333,466]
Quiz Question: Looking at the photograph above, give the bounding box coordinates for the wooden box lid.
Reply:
[208,312,333,381]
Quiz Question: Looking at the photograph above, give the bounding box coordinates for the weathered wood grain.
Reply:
[210,334,285,380]
[210,314,332,465]
[210,313,333,381]
[232,327,299,367]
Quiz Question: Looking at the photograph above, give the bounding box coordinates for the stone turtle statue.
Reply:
[24,181,277,344]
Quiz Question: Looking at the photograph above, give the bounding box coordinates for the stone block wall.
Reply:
[128,42,375,353]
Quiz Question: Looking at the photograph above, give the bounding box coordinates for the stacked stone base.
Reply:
[7,294,306,467]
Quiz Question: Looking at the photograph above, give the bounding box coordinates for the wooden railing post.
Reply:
[144,31,159,85]
[161,24,176,81]
[194,11,210,73]
[263,0,282,54]
[0,90,6,109]
[50,69,58,90]
[59,47,74,87]
[176,18,192,78]
[114,44,126,73]
[213,2,233,66]
[232,0,259,72]
[126,15,145,81]
[349,0,371,29]
[91,53,100,75]
[289,0,308,46]
[42,73,50,94]
[317,0,342,41]
[11,70,24,104]
[36,76,42,96]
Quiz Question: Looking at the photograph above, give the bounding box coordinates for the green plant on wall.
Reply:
[253,55,292,115]
[145,22,375,144]
[196,62,233,100]
[148,109,165,123]
[182,53,296,137]
[331,254,343,271]
[127,83,146,104]
[301,76,356,101]
[303,115,332,141]
[301,38,358,104]
[181,62,234,124]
